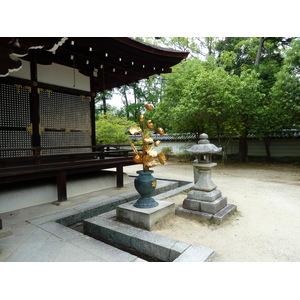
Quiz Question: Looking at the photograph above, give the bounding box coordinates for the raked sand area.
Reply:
[124,160,300,262]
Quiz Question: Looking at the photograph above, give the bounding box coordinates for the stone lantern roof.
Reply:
[187,133,222,154]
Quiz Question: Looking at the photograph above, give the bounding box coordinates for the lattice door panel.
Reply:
[39,90,91,131]
[0,83,31,128]
[41,131,92,155]
[39,90,92,154]
[0,130,31,157]
[0,83,31,158]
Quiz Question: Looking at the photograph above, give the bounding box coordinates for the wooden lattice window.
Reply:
[0,83,31,158]
[39,90,92,155]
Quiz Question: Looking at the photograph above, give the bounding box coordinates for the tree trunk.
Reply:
[264,136,272,161]
[255,37,265,67]
[123,91,129,118]
[239,136,248,162]
[102,93,107,115]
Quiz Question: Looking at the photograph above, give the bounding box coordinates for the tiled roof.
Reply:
[129,130,300,141]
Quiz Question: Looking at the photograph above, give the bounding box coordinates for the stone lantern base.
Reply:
[183,189,227,214]
[176,164,237,224]
[176,204,237,225]
[176,188,237,224]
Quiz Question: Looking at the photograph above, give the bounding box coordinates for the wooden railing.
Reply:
[0,144,134,168]
[0,144,136,203]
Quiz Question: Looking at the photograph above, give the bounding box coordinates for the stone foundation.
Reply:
[179,186,237,224]
[116,200,175,231]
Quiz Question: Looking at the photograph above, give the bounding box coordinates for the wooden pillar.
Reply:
[90,94,96,147]
[90,77,97,147]
[116,164,124,188]
[29,50,41,152]
[57,171,67,202]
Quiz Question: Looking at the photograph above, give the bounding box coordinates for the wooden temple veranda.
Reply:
[0,37,188,227]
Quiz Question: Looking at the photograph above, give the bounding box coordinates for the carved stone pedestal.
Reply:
[176,162,236,224]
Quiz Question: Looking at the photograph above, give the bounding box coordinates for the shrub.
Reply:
[175,151,195,162]
[161,146,174,160]
[96,113,136,144]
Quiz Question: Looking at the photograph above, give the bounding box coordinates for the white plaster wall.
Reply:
[0,171,133,214]
[154,140,300,157]
[37,62,91,92]
[8,59,91,92]
[8,59,31,80]
[155,141,195,154]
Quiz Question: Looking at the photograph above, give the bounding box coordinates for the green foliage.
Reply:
[116,75,163,121]
[175,151,195,162]
[270,38,300,129]
[95,113,136,144]
[155,58,266,141]
[161,147,174,160]
[152,37,299,161]
[100,37,299,161]
[154,58,210,133]
[139,37,219,59]
[94,90,113,118]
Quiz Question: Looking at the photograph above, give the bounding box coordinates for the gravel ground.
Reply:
[124,160,300,262]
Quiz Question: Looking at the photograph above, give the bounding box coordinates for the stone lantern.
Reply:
[188,133,222,191]
[175,133,237,224]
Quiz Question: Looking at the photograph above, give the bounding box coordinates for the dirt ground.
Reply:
[124,160,300,262]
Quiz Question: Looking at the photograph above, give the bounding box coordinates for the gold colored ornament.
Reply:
[130,104,166,170]
[130,141,140,155]
[142,134,153,144]
[133,154,143,163]
[144,103,154,111]
[158,152,166,165]
[139,114,145,123]
[145,145,157,157]
[143,155,158,167]
[146,120,155,130]
[129,126,142,135]
[157,127,165,135]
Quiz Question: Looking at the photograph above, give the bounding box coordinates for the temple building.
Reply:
[0,37,188,223]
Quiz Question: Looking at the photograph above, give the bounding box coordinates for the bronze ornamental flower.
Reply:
[158,152,166,165]
[146,120,155,130]
[157,127,165,136]
[138,114,145,123]
[144,103,154,111]
[129,103,166,172]
[129,126,142,135]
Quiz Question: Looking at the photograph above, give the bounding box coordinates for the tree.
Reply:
[95,113,136,144]
[155,58,266,161]
[110,37,299,161]
[156,59,236,136]
[135,37,221,60]
[154,58,210,134]
[116,75,163,121]
[216,37,294,95]
[213,37,297,160]
[270,38,300,130]
[233,70,266,161]
[94,90,113,118]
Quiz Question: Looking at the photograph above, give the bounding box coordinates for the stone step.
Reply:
[183,196,227,214]
[187,189,222,202]
[212,204,237,225]
[175,206,213,222]
[201,196,227,214]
